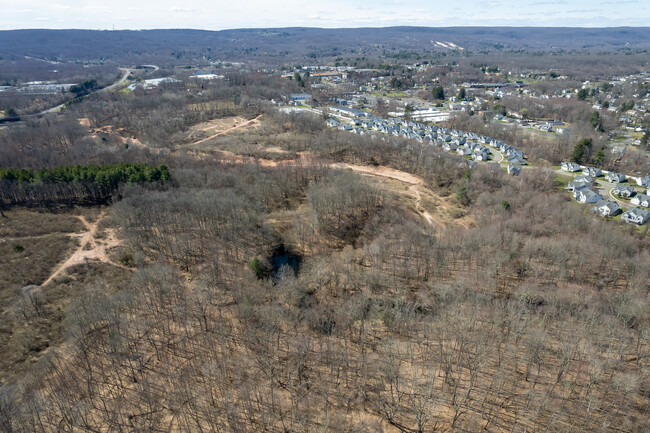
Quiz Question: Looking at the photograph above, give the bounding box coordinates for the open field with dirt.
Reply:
[0,207,132,384]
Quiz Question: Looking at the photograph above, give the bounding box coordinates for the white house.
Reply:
[613,184,635,197]
[566,175,594,192]
[622,207,650,225]
[576,189,602,204]
[443,142,457,151]
[507,155,526,165]
[630,193,650,208]
[290,93,312,103]
[326,118,339,128]
[636,176,650,187]
[592,200,620,216]
[582,167,602,177]
[472,150,490,161]
[605,172,626,183]
[561,162,581,172]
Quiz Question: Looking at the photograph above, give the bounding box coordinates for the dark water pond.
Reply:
[270,245,301,279]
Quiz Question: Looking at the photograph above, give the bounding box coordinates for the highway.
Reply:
[41,67,133,114]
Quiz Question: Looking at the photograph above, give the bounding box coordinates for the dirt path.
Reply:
[329,163,422,185]
[187,115,263,146]
[183,148,451,228]
[41,212,127,286]
[329,163,443,228]
[411,186,436,226]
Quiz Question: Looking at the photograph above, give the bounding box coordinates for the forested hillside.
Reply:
[1,27,650,64]
[0,54,648,433]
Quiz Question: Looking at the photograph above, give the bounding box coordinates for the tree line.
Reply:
[0,163,170,208]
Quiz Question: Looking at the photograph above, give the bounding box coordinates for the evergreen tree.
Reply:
[571,138,592,164]
[432,85,445,100]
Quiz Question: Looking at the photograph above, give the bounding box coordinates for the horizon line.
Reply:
[2,25,650,32]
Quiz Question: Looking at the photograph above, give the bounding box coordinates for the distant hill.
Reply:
[1,27,649,64]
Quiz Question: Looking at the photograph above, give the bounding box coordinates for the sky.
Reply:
[1,0,648,30]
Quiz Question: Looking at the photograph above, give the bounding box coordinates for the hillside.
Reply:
[0,30,649,433]
[1,27,650,64]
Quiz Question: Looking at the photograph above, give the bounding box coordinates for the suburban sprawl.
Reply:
[276,63,650,225]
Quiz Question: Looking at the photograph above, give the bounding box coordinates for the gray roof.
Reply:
[593,200,619,212]
[622,207,650,223]
[614,184,634,192]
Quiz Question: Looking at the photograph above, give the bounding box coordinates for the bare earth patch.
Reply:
[41,211,127,286]
[185,115,263,145]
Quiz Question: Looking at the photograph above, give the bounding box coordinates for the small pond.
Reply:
[270,245,301,280]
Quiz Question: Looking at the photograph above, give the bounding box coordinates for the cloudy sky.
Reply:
[1,0,647,30]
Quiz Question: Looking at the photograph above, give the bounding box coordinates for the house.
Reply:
[330,106,369,118]
[592,200,621,216]
[566,175,594,192]
[539,123,554,132]
[290,93,312,103]
[561,162,581,172]
[507,155,526,165]
[472,150,490,161]
[621,207,650,224]
[613,184,635,197]
[505,147,524,158]
[507,164,522,176]
[326,118,339,128]
[636,176,650,187]
[572,184,591,199]
[443,142,457,151]
[576,189,602,204]
[605,172,626,183]
[582,167,602,177]
[630,193,650,207]
[457,146,472,156]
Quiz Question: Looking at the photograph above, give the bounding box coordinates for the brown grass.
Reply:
[0,207,132,385]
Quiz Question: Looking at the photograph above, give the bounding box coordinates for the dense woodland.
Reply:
[0,163,170,208]
[0,47,648,433]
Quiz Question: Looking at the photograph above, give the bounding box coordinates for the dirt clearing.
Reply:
[186,115,263,146]
[42,211,127,286]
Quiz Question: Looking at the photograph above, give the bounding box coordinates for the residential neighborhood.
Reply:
[304,98,649,225]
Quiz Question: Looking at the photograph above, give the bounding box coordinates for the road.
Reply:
[41,67,133,115]
[102,67,133,92]
[489,147,504,164]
